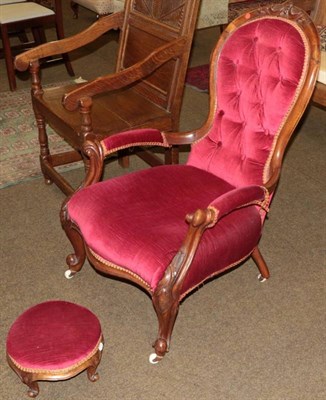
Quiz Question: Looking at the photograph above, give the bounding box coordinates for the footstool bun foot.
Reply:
[6,301,104,397]
[20,376,39,398]
[27,383,39,398]
[87,368,100,383]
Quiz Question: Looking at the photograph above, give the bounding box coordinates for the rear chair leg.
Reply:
[252,247,270,282]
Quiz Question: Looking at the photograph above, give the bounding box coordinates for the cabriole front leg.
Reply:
[150,208,217,363]
[60,205,86,279]
[151,280,180,364]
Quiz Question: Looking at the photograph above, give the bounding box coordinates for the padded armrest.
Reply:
[101,129,170,156]
[14,12,124,71]
[208,185,269,226]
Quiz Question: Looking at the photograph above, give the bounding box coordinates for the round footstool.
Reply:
[6,300,104,398]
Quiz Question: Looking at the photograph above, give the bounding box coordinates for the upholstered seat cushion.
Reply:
[0,0,26,4]
[73,0,124,15]
[0,2,54,24]
[6,301,102,371]
[67,165,263,294]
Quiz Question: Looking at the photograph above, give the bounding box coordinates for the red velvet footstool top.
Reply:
[6,301,102,372]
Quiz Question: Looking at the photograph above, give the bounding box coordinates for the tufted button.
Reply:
[253,37,259,42]
[217,141,222,148]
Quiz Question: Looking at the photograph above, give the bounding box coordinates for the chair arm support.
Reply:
[153,185,269,307]
[14,12,124,71]
[208,185,270,226]
[79,140,105,189]
[101,128,171,156]
[63,36,190,111]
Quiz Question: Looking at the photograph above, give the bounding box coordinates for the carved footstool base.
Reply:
[6,301,104,398]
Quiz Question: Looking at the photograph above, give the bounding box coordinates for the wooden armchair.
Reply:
[60,3,320,362]
[14,0,201,195]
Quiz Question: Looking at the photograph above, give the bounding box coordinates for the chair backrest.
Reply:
[188,2,320,190]
[115,0,201,128]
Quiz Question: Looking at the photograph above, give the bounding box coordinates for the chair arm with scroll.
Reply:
[179,185,270,275]
[207,185,270,224]
[80,128,171,188]
[14,12,124,71]
[181,185,270,263]
[152,184,270,352]
[62,36,190,111]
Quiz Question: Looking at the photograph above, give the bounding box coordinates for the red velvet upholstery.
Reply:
[67,18,307,293]
[68,165,263,293]
[188,19,306,187]
[102,128,169,156]
[6,301,102,371]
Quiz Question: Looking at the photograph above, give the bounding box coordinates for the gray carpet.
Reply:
[1,3,325,400]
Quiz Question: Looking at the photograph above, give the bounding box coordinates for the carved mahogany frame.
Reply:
[60,2,320,362]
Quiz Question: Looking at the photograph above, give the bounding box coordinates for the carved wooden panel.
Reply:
[133,0,187,28]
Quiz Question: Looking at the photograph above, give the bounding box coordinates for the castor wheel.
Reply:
[64,269,76,279]
[44,178,53,186]
[149,353,163,364]
[257,273,267,283]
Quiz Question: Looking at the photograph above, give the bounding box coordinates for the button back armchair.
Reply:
[60,2,320,363]
[14,0,201,195]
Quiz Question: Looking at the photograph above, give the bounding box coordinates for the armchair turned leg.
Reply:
[252,247,270,282]
[35,112,53,186]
